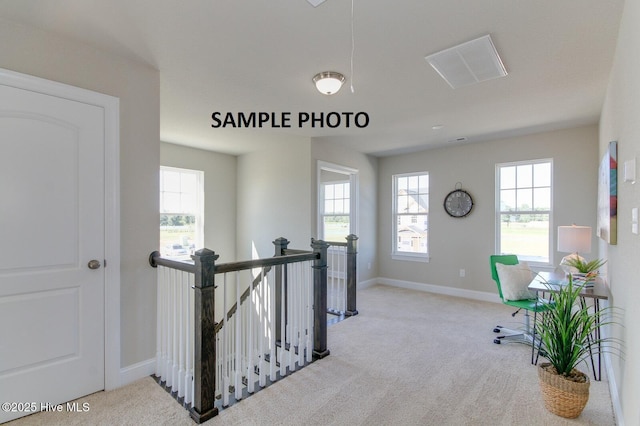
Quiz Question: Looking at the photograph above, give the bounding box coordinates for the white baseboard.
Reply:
[119,358,156,387]
[357,278,378,290]
[604,350,624,425]
[374,277,501,304]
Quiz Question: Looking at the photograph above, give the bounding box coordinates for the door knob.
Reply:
[88,259,101,270]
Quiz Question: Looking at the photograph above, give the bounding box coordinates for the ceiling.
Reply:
[0,0,625,156]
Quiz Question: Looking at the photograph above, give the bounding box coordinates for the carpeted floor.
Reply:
[7,284,616,425]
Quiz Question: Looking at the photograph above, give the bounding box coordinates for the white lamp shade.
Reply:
[313,72,345,95]
[557,225,591,254]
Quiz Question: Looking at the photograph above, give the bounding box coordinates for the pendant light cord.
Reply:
[350,0,355,93]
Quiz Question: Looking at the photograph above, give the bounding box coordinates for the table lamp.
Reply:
[557,225,592,273]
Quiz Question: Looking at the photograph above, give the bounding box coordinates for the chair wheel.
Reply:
[494,339,501,344]
[493,328,501,333]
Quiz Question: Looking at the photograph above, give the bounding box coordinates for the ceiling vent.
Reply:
[425,35,507,89]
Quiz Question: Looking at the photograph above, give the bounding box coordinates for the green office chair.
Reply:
[490,254,551,364]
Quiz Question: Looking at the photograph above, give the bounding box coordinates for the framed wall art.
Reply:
[597,141,618,245]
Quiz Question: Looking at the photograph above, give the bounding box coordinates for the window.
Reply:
[393,172,429,260]
[321,181,350,242]
[496,159,552,264]
[160,166,204,260]
[317,161,358,242]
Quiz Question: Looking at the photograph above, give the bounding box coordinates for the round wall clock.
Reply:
[444,188,474,218]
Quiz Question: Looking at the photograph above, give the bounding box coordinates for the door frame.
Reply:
[317,160,359,239]
[0,67,121,391]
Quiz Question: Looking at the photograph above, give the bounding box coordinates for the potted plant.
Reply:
[534,272,621,418]
[561,257,607,284]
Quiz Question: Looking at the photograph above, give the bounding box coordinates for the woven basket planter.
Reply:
[538,363,590,418]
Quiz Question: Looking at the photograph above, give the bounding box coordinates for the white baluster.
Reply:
[177,271,186,398]
[280,264,287,378]
[157,266,165,381]
[222,273,229,407]
[269,268,277,381]
[258,270,266,388]
[234,273,242,401]
[297,262,305,367]
[289,263,297,372]
[156,266,163,379]
[247,270,255,394]
[185,273,193,407]
[306,261,313,362]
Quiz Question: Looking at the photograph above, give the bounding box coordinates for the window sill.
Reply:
[391,253,430,263]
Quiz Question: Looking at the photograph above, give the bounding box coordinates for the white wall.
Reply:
[377,126,599,294]
[0,19,160,368]
[599,0,640,422]
[311,140,379,283]
[236,134,312,260]
[160,142,237,262]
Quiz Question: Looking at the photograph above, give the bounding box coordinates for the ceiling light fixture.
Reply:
[313,71,345,95]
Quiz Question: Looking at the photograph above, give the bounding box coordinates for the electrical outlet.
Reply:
[459,269,466,278]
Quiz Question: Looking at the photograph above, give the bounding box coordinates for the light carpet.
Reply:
[7,284,615,425]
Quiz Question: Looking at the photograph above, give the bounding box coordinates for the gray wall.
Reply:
[377,125,599,294]
[237,134,312,260]
[0,18,160,367]
[599,0,640,421]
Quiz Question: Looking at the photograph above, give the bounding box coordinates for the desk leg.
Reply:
[595,298,601,381]
[581,297,601,381]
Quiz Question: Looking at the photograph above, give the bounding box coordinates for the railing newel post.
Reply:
[311,238,330,359]
[190,248,219,424]
[345,234,359,317]
[273,237,290,344]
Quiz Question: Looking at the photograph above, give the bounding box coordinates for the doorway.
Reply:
[0,68,120,422]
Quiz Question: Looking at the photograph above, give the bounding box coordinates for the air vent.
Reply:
[425,35,507,89]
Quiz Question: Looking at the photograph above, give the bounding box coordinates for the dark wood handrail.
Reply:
[214,252,317,274]
[325,241,347,247]
[213,251,319,333]
[150,249,319,334]
[149,250,195,273]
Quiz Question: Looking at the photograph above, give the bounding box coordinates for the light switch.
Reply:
[624,158,636,184]
[633,207,639,235]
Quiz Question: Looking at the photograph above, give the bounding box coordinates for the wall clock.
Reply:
[444,185,474,218]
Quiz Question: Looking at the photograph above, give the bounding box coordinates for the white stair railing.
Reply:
[326,234,358,317]
[214,261,314,405]
[150,237,333,423]
[327,244,347,314]
[155,264,195,407]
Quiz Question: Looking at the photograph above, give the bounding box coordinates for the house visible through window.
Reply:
[496,159,552,264]
[321,181,350,242]
[160,166,204,259]
[393,172,429,260]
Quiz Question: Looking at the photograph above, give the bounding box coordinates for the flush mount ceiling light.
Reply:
[307,0,327,7]
[425,34,507,89]
[313,71,345,95]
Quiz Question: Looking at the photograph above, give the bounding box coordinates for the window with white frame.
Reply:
[496,159,552,264]
[160,166,204,259]
[393,172,429,260]
[321,181,350,242]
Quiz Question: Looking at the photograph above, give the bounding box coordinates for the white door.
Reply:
[0,82,105,422]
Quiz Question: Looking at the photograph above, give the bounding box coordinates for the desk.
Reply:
[528,271,609,381]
